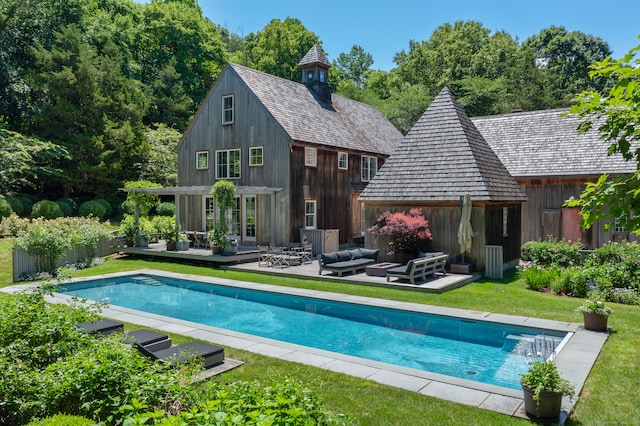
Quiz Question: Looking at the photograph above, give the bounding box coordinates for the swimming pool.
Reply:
[60,273,569,390]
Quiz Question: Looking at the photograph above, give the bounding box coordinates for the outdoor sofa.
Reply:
[386,252,449,284]
[318,248,379,276]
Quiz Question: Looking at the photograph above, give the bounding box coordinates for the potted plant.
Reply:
[208,222,227,254]
[519,353,575,419]
[119,214,138,247]
[576,289,612,331]
[176,233,190,251]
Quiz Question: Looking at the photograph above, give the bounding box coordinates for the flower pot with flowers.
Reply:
[368,208,432,263]
[519,353,575,420]
[576,289,612,331]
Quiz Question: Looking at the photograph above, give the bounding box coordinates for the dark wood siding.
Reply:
[484,203,522,265]
[290,146,387,244]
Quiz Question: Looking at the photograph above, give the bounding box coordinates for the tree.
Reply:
[139,123,181,187]
[0,125,69,195]
[566,40,640,232]
[524,26,612,107]
[244,18,320,81]
[333,45,373,88]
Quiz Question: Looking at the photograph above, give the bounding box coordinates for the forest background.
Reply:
[0,0,619,209]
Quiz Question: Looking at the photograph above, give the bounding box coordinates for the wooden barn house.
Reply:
[472,110,638,248]
[173,45,403,248]
[359,87,527,275]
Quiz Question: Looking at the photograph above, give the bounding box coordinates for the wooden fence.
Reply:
[12,238,117,282]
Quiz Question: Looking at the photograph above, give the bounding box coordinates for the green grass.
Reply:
[2,245,640,424]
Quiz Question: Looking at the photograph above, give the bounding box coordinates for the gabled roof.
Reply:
[229,63,402,155]
[360,87,527,202]
[471,109,636,178]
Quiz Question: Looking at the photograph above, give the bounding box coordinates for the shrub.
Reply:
[368,208,432,255]
[70,217,113,262]
[17,195,33,216]
[587,242,640,289]
[94,198,112,218]
[0,213,30,236]
[56,197,77,216]
[606,287,640,305]
[13,219,71,273]
[78,200,107,219]
[155,201,176,217]
[520,239,585,268]
[552,267,593,297]
[0,286,195,425]
[31,200,64,219]
[55,200,72,216]
[6,196,24,216]
[122,378,351,425]
[0,197,12,218]
[517,262,559,291]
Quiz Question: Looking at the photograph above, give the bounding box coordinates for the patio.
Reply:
[116,240,480,293]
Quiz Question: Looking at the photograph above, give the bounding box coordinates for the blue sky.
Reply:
[140,1,640,71]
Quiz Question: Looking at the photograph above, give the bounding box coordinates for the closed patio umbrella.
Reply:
[457,194,473,262]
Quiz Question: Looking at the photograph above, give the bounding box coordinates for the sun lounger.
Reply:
[123,329,172,352]
[386,254,449,284]
[76,319,124,336]
[135,340,225,369]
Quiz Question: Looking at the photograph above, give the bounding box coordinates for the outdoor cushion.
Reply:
[358,248,379,260]
[335,250,352,261]
[124,329,172,351]
[321,252,339,264]
[136,341,225,369]
[387,260,414,275]
[348,248,362,259]
[76,319,124,336]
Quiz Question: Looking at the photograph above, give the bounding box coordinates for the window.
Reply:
[195,151,208,170]
[222,95,234,124]
[216,149,241,179]
[503,206,509,237]
[615,217,627,233]
[319,70,326,83]
[305,200,317,229]
[305,147,317,167]
[249,146,263,166]
[338,152,348,170]
[361,156,378,181]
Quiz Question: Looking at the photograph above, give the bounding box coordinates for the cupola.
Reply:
[298,44,332,101]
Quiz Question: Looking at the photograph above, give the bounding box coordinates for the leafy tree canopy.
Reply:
[566,41,640,232]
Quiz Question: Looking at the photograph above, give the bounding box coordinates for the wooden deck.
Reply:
[115,241,480,292]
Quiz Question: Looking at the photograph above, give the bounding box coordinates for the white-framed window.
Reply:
[361,156,378,181]
[338,152,348,170]
[222,95,234,124]
[216,149,241,179]
[304,200,317,229]
[615,217,627,233]
[195,151,208,170]
[305,147,317,167]
[249,146,263,166]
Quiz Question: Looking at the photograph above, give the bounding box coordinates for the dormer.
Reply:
[298,45,332,102]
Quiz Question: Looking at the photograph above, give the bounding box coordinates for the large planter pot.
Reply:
[223,242,238,255]
[135,236,150,248]
[166,241,177,251]
[583,311,608,331]
[211,246,222,255]
[176,240,190,251]
[521,384,563,419]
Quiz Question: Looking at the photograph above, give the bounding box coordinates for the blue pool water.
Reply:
[60,274,566,390]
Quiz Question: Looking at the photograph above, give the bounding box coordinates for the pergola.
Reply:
[121,185,284,246]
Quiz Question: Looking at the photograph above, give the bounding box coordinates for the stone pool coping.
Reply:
[2,268,609,422]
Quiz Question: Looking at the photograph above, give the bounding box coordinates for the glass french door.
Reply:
[243,195,256,242]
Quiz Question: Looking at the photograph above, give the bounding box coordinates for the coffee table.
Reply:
[365,262,401,277]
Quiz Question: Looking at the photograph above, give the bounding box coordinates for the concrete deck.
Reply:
[1,269,608,423]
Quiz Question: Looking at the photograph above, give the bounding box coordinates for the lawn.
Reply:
[1,239,639,424]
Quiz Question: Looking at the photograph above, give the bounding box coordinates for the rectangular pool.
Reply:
[60,273,568,390]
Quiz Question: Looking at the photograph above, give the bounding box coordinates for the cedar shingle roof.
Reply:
[471,109,636,178]
[359,87,527,202]
[229,63,402,155]
[297,44,331,67]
